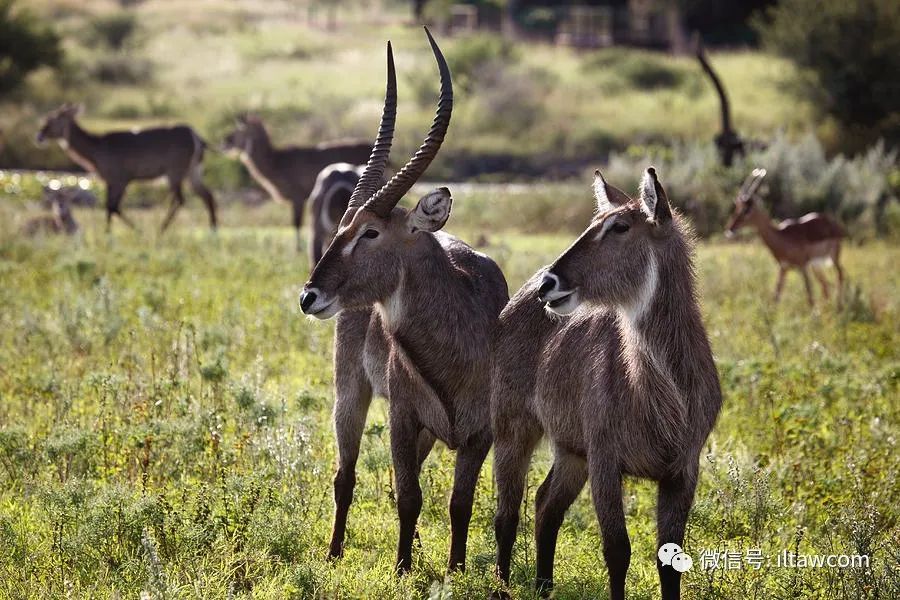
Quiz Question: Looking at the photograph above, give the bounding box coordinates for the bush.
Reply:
[603,134,898,237]
[758,0,900,147]
[583,48,687,90]
[90,55,153,85]
[87,11,139,51]
[0,0,62,95]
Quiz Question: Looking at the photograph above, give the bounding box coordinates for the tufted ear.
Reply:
[639,167,671,224]
[592,169,631,213]
[407,187,452,233]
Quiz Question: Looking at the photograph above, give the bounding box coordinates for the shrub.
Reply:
[90,55,153,85]
[0,0,62,95]
[758,0,900,147]
[87,11,139,51]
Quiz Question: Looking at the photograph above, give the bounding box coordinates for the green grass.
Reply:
[0,197,897,598]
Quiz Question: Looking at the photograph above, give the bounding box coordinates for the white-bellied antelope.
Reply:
[299,29,508,573]
[37,104,217,232]
[726,168,846,306]
[491,168,722,600]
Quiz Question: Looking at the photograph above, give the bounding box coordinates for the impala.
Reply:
[36,104,217,231]
[491,168,722,600]
[726,168,846,306]
[223,115,371,249]
[299,30,508,573]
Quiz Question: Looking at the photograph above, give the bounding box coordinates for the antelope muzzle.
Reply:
[537,271,581,316]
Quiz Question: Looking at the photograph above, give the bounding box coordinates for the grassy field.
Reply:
[0,195,897,599]
[3,0,818,180]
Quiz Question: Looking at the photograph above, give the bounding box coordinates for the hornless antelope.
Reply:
[21,194,79,237]
[36,104,217,232]
[222,115,372,248]
[491,168,722,600]
[299,30,508,573]
[725,168,846,306]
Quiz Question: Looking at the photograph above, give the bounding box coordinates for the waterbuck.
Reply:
[726,168,846,306]
[307,162,379,269]
[36,104,217,231]
[222,115,372,248]
[299,30,508,573]
[491,168,722,599]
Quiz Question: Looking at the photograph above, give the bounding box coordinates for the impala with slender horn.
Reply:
[299,29,508,574]
[222,115,372,250]
[491,168,722,600]
[36,104,217,232]
[726,168,846,306]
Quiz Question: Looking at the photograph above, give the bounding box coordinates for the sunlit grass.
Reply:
[0,196,897,598]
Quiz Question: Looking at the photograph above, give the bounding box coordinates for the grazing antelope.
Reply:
[725,168,846,306]
[222,115,372,248]
[491,168,722,600]
[36,104,217,232]
[299,30,508,573]
[21,194,79,237]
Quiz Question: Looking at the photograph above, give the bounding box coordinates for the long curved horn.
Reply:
[745,167,767,197]
[346,41,398,213]
[364,27,452,217]
[694,34,733,136]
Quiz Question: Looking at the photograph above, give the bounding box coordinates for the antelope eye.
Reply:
[611,221,630,234]
[362,229,380,239]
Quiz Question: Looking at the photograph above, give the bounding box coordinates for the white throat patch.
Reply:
[621,251,658,324]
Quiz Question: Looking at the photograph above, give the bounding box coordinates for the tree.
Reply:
[758,0,900,146]
[0,0,62,95]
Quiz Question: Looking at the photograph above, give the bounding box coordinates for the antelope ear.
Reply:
[592,169,630,212]
[639,167,671,224]
[407,187,452,233]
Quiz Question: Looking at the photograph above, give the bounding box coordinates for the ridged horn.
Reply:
[364,26,452,217]
[346,41,398,213]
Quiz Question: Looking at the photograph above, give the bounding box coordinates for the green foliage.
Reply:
[602,134,898,237]
[758,0,900,146]
[0,199,897,598]
[0,0,62,95]
[86,11,139,50]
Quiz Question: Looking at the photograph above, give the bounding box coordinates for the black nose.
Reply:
[299,289,317,313]
[538,274,556,298]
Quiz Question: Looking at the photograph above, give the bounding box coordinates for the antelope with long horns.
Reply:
[726,168,846,306]
[299,30,508,573]
[36,104,217,232]
[491,168,722,600]
[695,36,745,168]
[222,115,372,250]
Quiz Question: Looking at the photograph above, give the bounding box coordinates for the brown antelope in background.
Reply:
[299,30,508,573]
[21,194,79,237]
[222,115,371,248]
[491,168,722,600]
[726,168,846,306]
[36,104,218,232]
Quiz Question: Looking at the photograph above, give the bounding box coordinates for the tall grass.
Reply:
[0,198,897,598]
